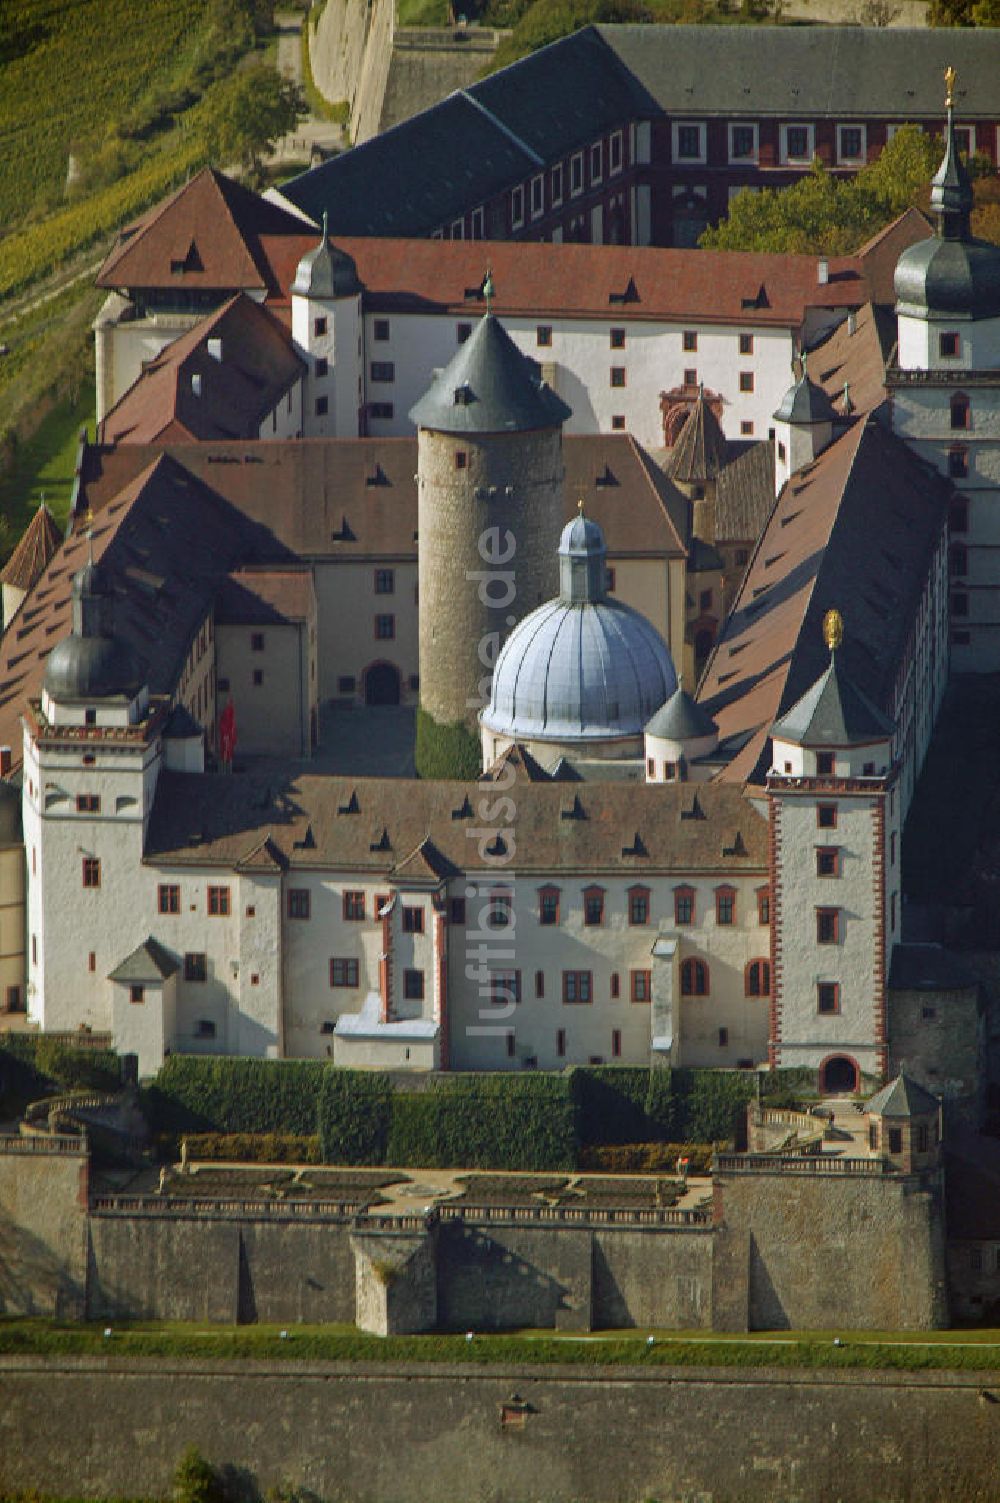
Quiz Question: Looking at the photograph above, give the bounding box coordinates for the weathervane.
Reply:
[823,608,844,654]
[945,65,956,110]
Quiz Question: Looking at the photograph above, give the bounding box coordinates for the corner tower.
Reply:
[291,213,363,437]
[411,296,571,737]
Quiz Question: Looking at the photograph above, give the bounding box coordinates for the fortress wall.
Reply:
[0,1142,88,1317]
[714,1164,949,1331]
[1,1357,999,1503]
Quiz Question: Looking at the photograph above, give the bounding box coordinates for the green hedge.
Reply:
[0,1035,121,1095]
[317,1069,393,1165]
[415,707,482,780]
[571,1067,755,1146]
[144,1056,325,1136]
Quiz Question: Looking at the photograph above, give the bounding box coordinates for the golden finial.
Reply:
[483,267,495,312]
[945,65,956,110]
[823,608,844,654]
[577,496,585,515]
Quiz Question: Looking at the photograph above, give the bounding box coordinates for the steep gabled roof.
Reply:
[392,836,457,883]
[0,504,62,594]
[96,168,313,299]
[99,294,304,446]
[698,417,949,787]
[668,392,727,485]
[715,442,775,544]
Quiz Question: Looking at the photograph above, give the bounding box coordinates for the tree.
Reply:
[173,1446,225,1503]
[701,126,940,255]
[201,63,306,184]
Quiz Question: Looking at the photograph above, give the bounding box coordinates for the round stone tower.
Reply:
[410,307,571,732]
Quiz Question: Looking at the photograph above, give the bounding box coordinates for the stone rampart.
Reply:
[0,1135,88,1317]
[1,1357,999,1502]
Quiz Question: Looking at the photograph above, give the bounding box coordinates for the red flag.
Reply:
[219,698,237,764]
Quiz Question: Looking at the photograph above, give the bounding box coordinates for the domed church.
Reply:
[481,508,678,770]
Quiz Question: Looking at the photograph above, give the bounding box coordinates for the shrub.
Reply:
[415,708,481,780]
[578,1142,715,1175]
[0,1035,120,1094]
[182,1132,322,1164]
[174,1445,225,1503]
[146,1057,325,1136]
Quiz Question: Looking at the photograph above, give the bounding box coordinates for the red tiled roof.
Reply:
[99,294,304,446]
[0,504,62,594]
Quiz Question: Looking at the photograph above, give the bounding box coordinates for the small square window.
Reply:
[537,325,552,347]
[730,124,757,162]
[375,568,395,594]
[375,614,395,639]
[610,367,626,388]
[740,420,754,436]
[76,793,100,813]
[288,889,311,920]
[455,451,467,470]
[184,952,207,983]
[739,371,754,393]
[611,415,626,431]
[315,356,328,377]
[684,368,697,387]
[343,891,366,921]
[739,333,754,355]
[373,319,390,342]
[130,984,144,1005]
[939,331,960,359]
[315,395,328,417]
[402,906,424,934]
[817,751,834,776]
[816,847,839,878]
[314,316,327,337]
[330,957,360,988]
[817,981,840,1014]
[370,362,394,383]
[251,632,265,652]
[817,804,837,829]
[683,331,698,352]
[610,328,626,349]
[404,968,425,1000]
[816,908,839,944]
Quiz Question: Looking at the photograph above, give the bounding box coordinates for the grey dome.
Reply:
[43,562,145,703]
[484,514,677,743]
[409,311,571,435]
[291,215,361,301]
[773,367,838,425]
[895,234,1000,320]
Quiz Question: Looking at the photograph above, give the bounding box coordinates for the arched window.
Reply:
[950,392,970,431]
[949,542,968,578]
[680,958,709,996]
[745,959,771,997]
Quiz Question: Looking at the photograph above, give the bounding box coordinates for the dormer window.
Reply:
[454,384,474,406]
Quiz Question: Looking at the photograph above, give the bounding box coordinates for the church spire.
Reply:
[931,65,973,243]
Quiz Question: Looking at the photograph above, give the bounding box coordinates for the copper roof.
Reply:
[0,504,62,594]
[99,294,305,445]
[144,769,768,876]
[698,417,949,786]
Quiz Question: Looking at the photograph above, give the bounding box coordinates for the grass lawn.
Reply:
[4,1319,1000,1371]
[0,380,94,551]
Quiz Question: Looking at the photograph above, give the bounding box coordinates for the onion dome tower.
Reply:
[291,211,363,437]
[480,509,677,768]
[772,353,838,494]
[895,67,1000,371]
[411,285,571,737]
[42,560,146,718]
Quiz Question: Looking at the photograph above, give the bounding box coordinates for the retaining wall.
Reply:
[0,1357,998,1502]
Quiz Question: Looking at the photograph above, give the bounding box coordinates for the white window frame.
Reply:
[954,125,974,160]
[836,123,866,165]
[727,122,759,166]
[551,163,564,206]
[570,152,584,197]
[672,121,707,165]
[471,206,484,240]
[511,184,524,229]
[609,130,623,175]
[780,122,815,165]
[530,173,544,220]
[451,219,464,240]
[590,141,603,185]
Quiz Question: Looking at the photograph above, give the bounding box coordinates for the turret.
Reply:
[772,353,838,495]
[291,212,363,436]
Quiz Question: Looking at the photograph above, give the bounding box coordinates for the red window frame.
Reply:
[287,888,311,920]
[343,890,366,921]
[82,857,101,889]
[207,885,231,916]
[674,886,695,925]
[816,981,840,1014]
[630,969,652,1003]
[745,959,771,997]
[158,884,180,915]
[816,804,837,830]
[538,885,560,926]
[715,886,736,925]
[816,847,839,878]
[562,970,593,1004]
[680,959,709,996]
[330,957,360,987]
[583,885,605,927]
[757,887,770,925]
[489,970,521,1006]
[628,885,650,926]
[402,906,424,934]
[816,907,840,944]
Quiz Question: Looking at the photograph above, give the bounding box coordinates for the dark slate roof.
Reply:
[409,313,571,433]
[865,1073,939,1119]
[276,92,538,237]
[771,654,893,748]
[668,394,727,485]
[888,943,977,993]
[290,222,362,300]
[895,234,1000,321]
[715,442,774,544]
[108,936,179,984]
[773,371,839,425]
[595,24,1000,119]
[645,686,717,742]
[162,704,203,740]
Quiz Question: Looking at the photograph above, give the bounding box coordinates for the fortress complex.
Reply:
[0,86,994,1122]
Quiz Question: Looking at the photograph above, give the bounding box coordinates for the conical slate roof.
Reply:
[645,686,717,742]
[773,367,838,425]
[0,504,62,593]
[668,392,727,484]
[866,1074,939,1119]
[409,312,571,434]
[771,655,892,747]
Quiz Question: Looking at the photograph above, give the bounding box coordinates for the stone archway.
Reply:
[364,661,401,706]
[820,1054,859,1094]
